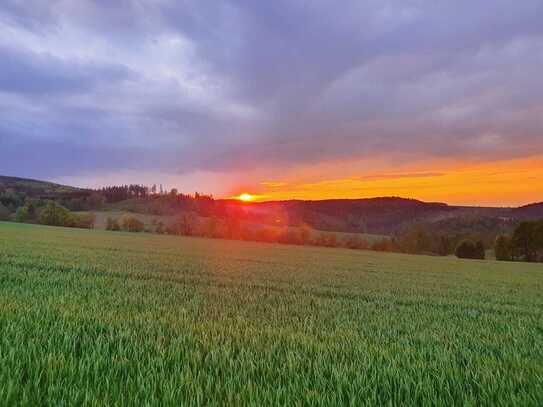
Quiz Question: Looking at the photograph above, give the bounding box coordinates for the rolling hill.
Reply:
[0,175,541,236]
[0,175,86,198]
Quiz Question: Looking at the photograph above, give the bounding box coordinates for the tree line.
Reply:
[394,224,487,259]
[98,184,214,204]
[0,182,215,218]
[394,219,543,262]
[104,213,395,251]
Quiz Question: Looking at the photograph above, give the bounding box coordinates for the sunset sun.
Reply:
[238,193,255,202]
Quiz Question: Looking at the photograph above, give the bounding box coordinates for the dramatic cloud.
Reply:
[1,1,542,202]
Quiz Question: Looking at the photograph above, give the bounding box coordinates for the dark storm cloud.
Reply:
[1,0,542,180]
[0,45,133,95]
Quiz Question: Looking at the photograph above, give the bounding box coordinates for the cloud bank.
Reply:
[1,0,542,198]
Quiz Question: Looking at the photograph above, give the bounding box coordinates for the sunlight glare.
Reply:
[238,193,255,202]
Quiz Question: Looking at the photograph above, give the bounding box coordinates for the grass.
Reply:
[0,221,542,406]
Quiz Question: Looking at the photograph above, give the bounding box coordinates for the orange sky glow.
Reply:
[230,155,543,207]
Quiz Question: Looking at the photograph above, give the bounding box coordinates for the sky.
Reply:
[1,0,542,207]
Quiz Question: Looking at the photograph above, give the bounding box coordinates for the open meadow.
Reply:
[0,221,542,405]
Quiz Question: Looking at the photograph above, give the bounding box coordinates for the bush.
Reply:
[371,238,393,252]
[121,216,144,232]
[106,217,121,231]
[72,213,95,229]
[254,227,278,243]
[314,233,338,247]
[343,235,369,250]
[455,239,485,260]
[277,229,304,245]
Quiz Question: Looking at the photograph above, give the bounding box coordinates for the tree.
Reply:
[397,225,432,254]
[39,201,73,227]
[495,234,513,261]
[0,203,11,221]
[24,200,36,218]
[437,236,452,256]
[455,239,485,260]
[456,239,474,259]
[299,225,312,245]
[512,222,538,262]
[15,206,30,223]
[475,240,486,260]
[86,193,106,210]
[535,220,543,260]
[174,213,199,236]
[203,217,220,238]
[225,217,241,239]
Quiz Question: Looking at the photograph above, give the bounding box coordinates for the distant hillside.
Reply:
[219,197,458,234]
[0,175,93,214]
[513,202,543,219]
[0,175,84,198]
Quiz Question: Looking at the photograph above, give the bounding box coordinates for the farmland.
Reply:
[0,222,542,405]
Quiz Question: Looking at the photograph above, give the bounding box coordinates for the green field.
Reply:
[0,222,542,405]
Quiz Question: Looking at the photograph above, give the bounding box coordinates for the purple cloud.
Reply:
[0,0,542,186]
